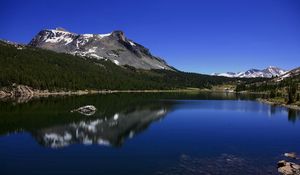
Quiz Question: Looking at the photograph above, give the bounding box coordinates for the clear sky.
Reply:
[0,0,299,74]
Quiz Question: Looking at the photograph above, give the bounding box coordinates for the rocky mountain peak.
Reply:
[111,30,126,41]
[29,27,173,70]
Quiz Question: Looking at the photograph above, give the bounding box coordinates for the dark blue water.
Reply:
[0,93,299,175]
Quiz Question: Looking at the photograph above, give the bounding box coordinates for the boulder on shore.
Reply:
[278,160,300,175]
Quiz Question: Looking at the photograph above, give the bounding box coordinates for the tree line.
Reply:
[0,41,262,91]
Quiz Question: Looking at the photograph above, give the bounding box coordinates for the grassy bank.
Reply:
[257,97,300,110]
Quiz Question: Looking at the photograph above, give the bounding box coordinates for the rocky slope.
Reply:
[274,67,300,82]
[29,28,173,70]
[212,66,287,78]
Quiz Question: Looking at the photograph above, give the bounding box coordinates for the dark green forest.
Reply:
[236,74,300,104]
[0,41,263,91]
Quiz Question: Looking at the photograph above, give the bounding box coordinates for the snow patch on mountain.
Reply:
[113,60,120,65]
[97,33,111,39]
[90,54,103,59]
[129,40,136,46]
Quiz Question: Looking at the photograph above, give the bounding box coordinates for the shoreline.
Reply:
[0,88,208,97]
[257,98,300,110]
[0,85,209,102]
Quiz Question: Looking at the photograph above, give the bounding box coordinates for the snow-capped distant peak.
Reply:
[212,66,287,78]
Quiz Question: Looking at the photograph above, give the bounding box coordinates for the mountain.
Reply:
[274,67,300,82]
[29,28,173,70]
[212,66,287,78]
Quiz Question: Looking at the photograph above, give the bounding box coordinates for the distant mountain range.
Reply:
[29,27,173,70]
[212,66,287,78]
[235,66,300,98]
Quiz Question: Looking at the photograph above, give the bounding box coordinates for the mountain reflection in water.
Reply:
[0,92,299,149]
[34,107,169,148]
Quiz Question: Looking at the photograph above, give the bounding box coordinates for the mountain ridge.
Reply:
[274,67,300,82]
[212,66,287,78]
[28,28,173,70]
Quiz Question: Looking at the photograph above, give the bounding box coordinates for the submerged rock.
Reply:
[71,105,96,116]
[156,154,275,175]
[278,160,300,175]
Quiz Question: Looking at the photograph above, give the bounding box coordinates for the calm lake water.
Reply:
[0,92,300,175]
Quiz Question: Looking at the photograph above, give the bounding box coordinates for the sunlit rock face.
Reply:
[34,108,168,148]
[29,28,173,70]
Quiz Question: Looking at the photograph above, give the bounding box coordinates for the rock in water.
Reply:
[285,152,298,159]
[278,160,300,175]
[71,105,96,116]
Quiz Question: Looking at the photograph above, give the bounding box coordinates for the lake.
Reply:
[0,92,300,175]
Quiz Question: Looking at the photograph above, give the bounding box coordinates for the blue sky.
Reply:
[0,0,299,74]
